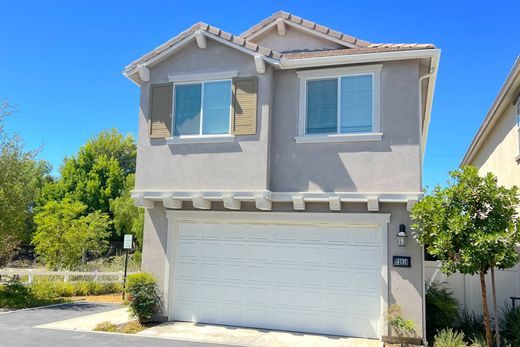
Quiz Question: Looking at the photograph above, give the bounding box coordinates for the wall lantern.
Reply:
[397,224,408,247]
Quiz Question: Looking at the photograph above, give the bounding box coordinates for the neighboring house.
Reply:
[123,11,440,341]
[445,55,520,314]
[461,56,520,191]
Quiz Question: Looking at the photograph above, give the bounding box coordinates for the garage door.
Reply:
[170,221,383,338]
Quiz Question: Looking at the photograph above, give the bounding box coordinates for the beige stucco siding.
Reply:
[269,60,422,193]
[135,40,272,191]
[250,26,344,52]
[470,103,520,189]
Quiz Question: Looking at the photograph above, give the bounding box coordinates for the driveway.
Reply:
[0,302,228,347]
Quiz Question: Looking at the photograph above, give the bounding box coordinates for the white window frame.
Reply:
[295,64,383,144]
[167,71,237,144]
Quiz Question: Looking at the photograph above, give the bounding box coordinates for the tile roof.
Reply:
[240,11,371,48]
[282,44,436,59]
[124,22,282,72]
[124,11,436,74]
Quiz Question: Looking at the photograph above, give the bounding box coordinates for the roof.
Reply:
[240,11,371,48]
[123,11,436,76]
[461,55,520,166]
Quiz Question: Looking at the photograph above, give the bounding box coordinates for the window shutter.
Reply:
[149,83,173,138]
[232,77,258,135]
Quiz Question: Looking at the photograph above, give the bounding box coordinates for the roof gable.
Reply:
[240,11,371,49]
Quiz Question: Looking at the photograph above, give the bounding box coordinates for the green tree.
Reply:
[39,129,137,239]
[110,174,144,249]
[32,199,111,270]
[0,99,51,266]
[411,166,520,347]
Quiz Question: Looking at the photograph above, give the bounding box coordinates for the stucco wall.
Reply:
[250,26,344,52]
[135,39,272,191]
[141,203,425,336]
[471,103,520,188]
[269,60,422,193]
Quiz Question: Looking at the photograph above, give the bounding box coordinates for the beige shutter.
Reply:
[149,83,173,138]
[231,77,258,135]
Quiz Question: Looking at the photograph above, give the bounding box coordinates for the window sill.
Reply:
[294,132,383,144]
[166,135,235,144]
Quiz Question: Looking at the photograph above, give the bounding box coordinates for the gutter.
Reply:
[279,48,441,69]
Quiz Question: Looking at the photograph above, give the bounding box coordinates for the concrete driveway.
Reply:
[0,302,226,347]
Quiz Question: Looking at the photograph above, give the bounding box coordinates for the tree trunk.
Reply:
[480,271,493,347]
[491,266,500,347]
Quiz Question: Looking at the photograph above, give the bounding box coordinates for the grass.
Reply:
[94,320,145,334]
[0,280,122,309]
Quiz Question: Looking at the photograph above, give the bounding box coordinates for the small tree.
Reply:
[32,199,111,270]
[411,166,519,347]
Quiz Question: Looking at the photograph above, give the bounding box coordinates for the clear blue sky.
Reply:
[1,1,519,189]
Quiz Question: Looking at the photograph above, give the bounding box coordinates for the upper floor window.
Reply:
[296,65,382,143]
[174,80,232,136]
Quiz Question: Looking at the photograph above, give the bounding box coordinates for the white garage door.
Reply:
[170,221,383,338]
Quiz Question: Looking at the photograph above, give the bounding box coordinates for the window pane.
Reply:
[174,84,201,135]
[340,75,373,133]
[202,81,231,135]
[306,79,338,134]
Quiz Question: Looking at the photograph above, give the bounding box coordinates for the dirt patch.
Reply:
[72,294,123,304]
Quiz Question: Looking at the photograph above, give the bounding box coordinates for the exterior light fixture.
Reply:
[397,224,408,247]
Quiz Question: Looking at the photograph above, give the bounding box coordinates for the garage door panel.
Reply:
[247,265,270,282]
[172,221,383,338]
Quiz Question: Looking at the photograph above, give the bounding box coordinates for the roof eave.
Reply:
[279,48,440,69]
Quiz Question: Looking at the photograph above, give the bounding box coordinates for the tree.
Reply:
[0,99,52,266]
[32,199,111,270]
[39,129,137,239]
[110,174,144,250]
[411,166,519,347]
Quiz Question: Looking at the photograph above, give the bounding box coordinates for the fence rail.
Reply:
[0,269,136,284]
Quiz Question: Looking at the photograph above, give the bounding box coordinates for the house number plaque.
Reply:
[393,256,411,268]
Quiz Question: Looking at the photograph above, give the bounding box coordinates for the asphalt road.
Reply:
[0,302,230,347]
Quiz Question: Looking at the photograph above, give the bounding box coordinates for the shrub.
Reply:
[434,329,468,347]
[30,279,122,298]
[0,281,31,308]
[426,282,460,342]
[126,272,160,324]
[387,304,416,344]
[94,321,118,332]
[499,305,520,346]
[454,309,485,342]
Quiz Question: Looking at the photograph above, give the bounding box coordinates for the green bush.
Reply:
[126,272,160,324]
[500,305,520,346]
[30,280,122,298]
[454,309,485,342]
[426,282,460,342]
[0,280,63,309]
[434,329,468,347]
[0,281,31,308]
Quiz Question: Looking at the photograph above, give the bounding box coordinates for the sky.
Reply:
[1,0,519,189]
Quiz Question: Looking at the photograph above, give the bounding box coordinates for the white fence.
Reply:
[425,261,520,315]
[0,269,133,284]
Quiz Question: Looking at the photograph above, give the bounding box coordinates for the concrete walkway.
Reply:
[36,307,131,331]
[138,322,382,347]
[35,306,382,347]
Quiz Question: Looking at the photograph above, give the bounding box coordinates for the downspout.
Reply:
[418,69,434,346]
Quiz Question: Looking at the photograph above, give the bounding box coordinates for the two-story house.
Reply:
[123,11,440,341]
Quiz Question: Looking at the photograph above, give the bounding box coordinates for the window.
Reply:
[174,80,232,136]
[296,65,382,143]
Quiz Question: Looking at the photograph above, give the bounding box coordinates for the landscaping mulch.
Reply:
[72,294,123,304]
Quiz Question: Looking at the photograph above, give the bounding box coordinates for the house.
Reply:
[443,55,520,314]
[461,56,520,192]
[123,11,440,341]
